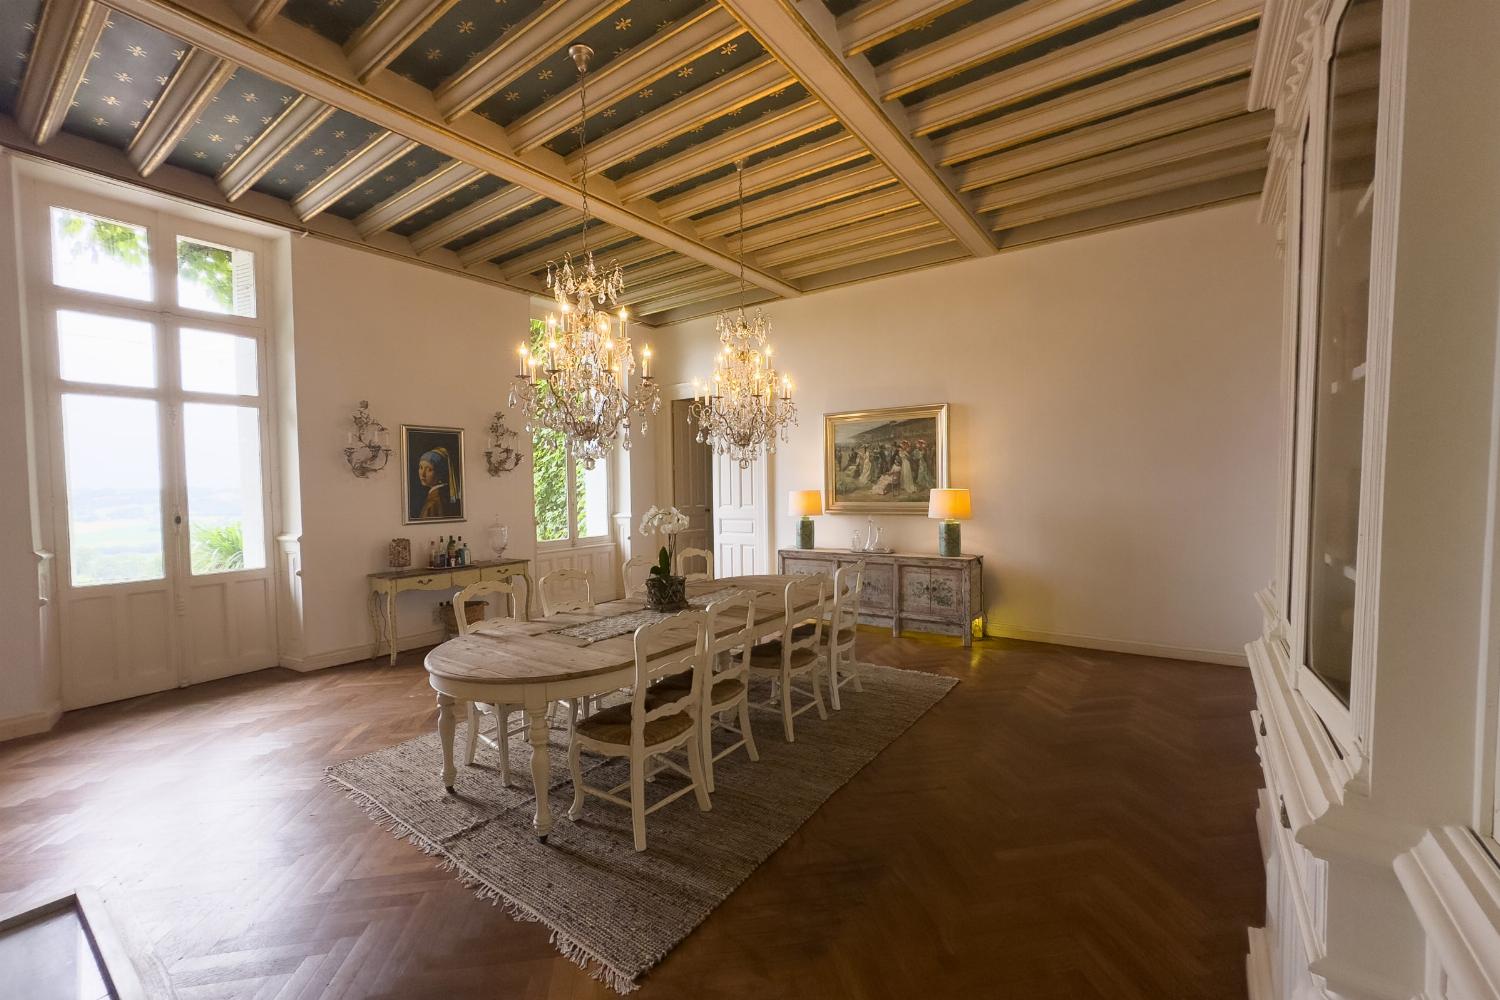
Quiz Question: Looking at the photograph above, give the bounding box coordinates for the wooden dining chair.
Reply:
[566,610,713,851]
[650,590,760,792]
[540,568,595,617]
[675,547,714,582]
[793,561,865,711]
[621,556,653,599]
[749,576,829,742]
[454,579,528,783]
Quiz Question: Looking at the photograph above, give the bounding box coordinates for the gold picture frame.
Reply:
[824,403,949,514]
[401,424,466,524]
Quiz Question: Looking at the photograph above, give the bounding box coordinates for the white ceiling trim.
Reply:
[17,0,110,145]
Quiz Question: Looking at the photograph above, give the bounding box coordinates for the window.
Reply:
[530,319,611,544]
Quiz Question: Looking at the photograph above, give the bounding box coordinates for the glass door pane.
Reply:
[179,328,259,395]
[532,427,570,542]
[575,456,609,538]
[56,310,157,388]
[60,395,164,586]
[1304,0,1383,706]
[182,403,267,574]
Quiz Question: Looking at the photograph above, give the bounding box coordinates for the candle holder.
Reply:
[344,400,390,478]
[484,412,524,476]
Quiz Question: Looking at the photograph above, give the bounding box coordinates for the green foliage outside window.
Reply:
[177,240,235,311]
[57,213,237,311]
[192,521,246,573]
[529,319,589,541]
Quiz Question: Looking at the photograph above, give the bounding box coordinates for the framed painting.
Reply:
[824,403,948,514]
[402,425,465,524]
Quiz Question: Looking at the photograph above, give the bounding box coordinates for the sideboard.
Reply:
[776,549,984,647]
[367,559,533,664]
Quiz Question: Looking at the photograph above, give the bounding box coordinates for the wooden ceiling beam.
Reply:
[434,0,629,121]
[934,33,1254,166]
[795,241,966,293]
[17,0,110,145]
[345,0,462,83]
[739,186,918,252]
[292,130,417,221]
[780,224,954,280]
[693,161,895,238]
[217,93,333,200]
[654,132,865,221]
[957,79,1252,192]
[634,276,742,316]
[612,97,835,202]
[508,6,743,153]
[230,0,286,32]
[994,171,1262,247]
[102,0,801,298]
[355,160,484,237]
[408,183,540,253]
[909,0,1262,136]
[756,206,936,267]
[975,115,1270,212]
[565,56,793,176]
[719,0,995,257]
[127,48,235,176]
[498,223,633,280]
[836,0,970,59]
[877,0,1135,101]
[457,204,577,266]
[617,266,727,307]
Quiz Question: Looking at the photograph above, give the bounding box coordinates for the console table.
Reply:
[777,549,984,647]
[367,559,532,665]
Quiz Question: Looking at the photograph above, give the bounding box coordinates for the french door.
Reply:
[30,184,277,709]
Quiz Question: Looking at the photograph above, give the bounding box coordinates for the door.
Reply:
[671,398,713,554]
[33,189,278,708]
[713,450,770,577]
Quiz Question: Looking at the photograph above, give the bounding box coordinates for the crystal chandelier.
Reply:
[508,43,658,470]
[689,159,797,469]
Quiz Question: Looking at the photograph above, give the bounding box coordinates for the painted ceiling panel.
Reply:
[602,81,809,183]
[648,120,845,203]
[60,12,184,149]
[388,0,547,91]
[467,0,707,130]
[250,107,382,198]
[390,173,508,237]
[0,0,44,114]
[730,157,877,214]
[281,0,386,46]
[165,67,301,177]
[862,0,1027,66]
[543,32,761,159]
[328,143,452,219]
[443,195,558,253]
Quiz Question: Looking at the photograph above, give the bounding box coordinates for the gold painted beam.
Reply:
[17,0,110,145]
[355,160,485,237]
[292,130,417,221]
[718,0,995,256]
[231,0,287,32]
[457,204,576,266]
[780,223,953,280]
[837,0,970,58]
[217,93,333,200]
[755,206,936,267]
[654,131,865,222]
[408,183,541,253]
[128,48,235,176]
[692,161,895,238]
[346,0,462,83]
[498,223,632,280]
[739,186,917,252]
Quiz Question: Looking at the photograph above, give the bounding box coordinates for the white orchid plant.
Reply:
[639,504,690,578]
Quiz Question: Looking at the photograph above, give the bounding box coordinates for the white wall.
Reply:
[653,200,1281,663]
[286,237,538,666]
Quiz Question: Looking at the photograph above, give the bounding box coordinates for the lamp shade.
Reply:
[788,490,824,517]
[928,488,971,520]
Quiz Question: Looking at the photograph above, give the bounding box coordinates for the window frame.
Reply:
[527,316,615,551]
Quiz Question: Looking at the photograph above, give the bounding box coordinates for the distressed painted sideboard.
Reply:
[776,549,984,647]
[368,559,533,665]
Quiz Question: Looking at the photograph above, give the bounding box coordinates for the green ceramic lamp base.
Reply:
[797,517,815,549]
[937,520,962,557]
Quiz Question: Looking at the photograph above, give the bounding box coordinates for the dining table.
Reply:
[423,573,824,840]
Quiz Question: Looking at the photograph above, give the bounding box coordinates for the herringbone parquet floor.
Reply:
[0,632,1263,1000]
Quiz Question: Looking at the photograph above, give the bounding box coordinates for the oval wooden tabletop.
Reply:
[423,574,820,686]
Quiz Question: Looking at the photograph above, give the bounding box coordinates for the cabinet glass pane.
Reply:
[60,394,164,586]
[183,403,267,574]
[180,328,259,396]
[1304,0,1382,706]
[57,310,156,388]
[50,207,152,301]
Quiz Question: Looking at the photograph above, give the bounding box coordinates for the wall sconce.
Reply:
[344,400,390,478]
[484,411,524,476]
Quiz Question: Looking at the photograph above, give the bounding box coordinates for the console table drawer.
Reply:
[396,573,451,593]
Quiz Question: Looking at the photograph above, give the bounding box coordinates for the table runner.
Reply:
[549,588,738,644]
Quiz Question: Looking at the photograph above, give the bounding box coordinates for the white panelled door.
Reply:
[31,186,278,709]
[713,452,770,577]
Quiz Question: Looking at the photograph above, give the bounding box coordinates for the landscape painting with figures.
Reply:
[824,404,949,514]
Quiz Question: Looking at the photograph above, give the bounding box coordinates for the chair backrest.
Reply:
[781,575,827,666]
[453,579,526,634]
[830,561,864,649]
[540,568,594,617]
[629,610,708,746]
[703,589,757,680]
[622,556,653,599]
[675,546,714,582]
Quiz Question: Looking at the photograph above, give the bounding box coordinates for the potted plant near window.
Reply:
[640,505,691,611]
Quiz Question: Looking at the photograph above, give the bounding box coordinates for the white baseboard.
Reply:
[984,623,1248,667]
[281,628,447,672]
[1246,927,1276,1000]
[0,703,62,742]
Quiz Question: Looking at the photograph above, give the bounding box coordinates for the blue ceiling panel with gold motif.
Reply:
[444,195,557,253]
[165,67,301,177]
[328,144,452,219]
[388,0,548,91]
[280,0,386,46]
[649,121,846,204]
[0,0,45,114]
[468,0,707,130]
[60,12,183,149]
[249,107,380,198]
[390,174,508,237]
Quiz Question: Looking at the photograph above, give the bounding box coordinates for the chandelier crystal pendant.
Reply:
[689,159,797,469]
[508,43,658,470]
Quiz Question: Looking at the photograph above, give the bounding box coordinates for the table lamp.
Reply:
[788,490,823,549]
[928,488,971,557]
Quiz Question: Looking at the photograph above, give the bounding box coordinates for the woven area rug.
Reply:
[324,663,956,993]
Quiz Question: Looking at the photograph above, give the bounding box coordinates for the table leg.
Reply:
[386,589,398,665]
[518,569,537,620]
[526,696,553,841]
[437,692,458,792]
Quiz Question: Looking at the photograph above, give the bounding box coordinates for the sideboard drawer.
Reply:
[450,568,482,587]
[783,556,830,577]
[396,572,450,593]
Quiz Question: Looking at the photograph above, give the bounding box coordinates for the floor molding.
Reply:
[985,623,1248,667]
[281,628,448,673]
[1247,926,1276,1000]
[0,703,62,743]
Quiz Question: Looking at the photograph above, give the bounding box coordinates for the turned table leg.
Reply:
[526,699,553,841]
[437,692,458,792]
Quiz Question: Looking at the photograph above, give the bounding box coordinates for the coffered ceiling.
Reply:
[0,0,1270,324]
